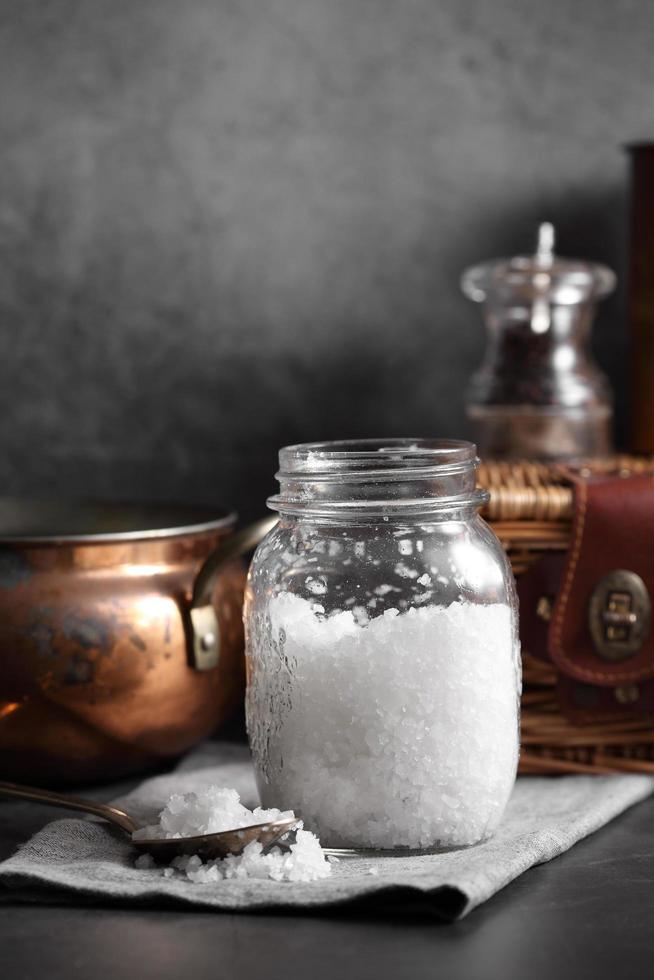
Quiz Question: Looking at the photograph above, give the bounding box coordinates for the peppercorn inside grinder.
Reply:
[461,223,616,460]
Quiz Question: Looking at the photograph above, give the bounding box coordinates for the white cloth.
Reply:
[1,742,652,921]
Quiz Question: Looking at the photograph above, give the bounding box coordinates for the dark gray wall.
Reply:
[0,0,651,520]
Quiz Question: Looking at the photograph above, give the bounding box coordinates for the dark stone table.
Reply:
[2,783,653,980]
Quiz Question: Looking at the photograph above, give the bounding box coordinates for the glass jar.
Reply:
[461,223,615,460]
[244,439,520,851]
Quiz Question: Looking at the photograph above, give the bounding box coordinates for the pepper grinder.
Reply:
[461,224,616,460]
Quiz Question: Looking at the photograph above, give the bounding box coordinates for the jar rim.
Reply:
[277,438,476,475]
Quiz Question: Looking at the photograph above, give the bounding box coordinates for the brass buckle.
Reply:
[588,570,651,662]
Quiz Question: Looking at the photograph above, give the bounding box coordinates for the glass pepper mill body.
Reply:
[461,224,615,460]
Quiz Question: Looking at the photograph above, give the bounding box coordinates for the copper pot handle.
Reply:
[186,515,278,670]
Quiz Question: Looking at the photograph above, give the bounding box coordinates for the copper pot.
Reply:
[0,499,274,785]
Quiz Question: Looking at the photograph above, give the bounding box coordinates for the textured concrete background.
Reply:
[0,0,652,520]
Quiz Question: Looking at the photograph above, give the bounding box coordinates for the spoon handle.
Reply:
[0,780,139,835]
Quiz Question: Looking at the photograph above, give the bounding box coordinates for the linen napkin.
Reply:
[1,741,652,921]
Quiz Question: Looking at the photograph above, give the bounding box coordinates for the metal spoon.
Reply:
[0,779,298,862]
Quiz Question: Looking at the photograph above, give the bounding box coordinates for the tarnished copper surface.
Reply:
[0,504,252,785]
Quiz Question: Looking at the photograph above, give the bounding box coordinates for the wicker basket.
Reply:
[478,456,654,775]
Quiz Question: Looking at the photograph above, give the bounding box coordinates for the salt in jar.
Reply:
[244,439,520,851]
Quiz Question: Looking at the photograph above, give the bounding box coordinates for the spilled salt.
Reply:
[170,831,330,884]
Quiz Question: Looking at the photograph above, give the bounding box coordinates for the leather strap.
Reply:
[549,471,654,685]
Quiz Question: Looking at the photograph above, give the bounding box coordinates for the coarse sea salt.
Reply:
[132,786,293,840]
[247,594,519,850]
[132,786,331,883]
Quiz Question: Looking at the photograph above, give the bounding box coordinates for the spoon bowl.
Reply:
[132,817,299,862]
[0,779,298,862]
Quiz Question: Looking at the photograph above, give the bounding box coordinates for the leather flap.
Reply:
[549,472,654,686]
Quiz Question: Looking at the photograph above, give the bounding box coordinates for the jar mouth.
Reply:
[277,438,476,478]
[270,438,485,520]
